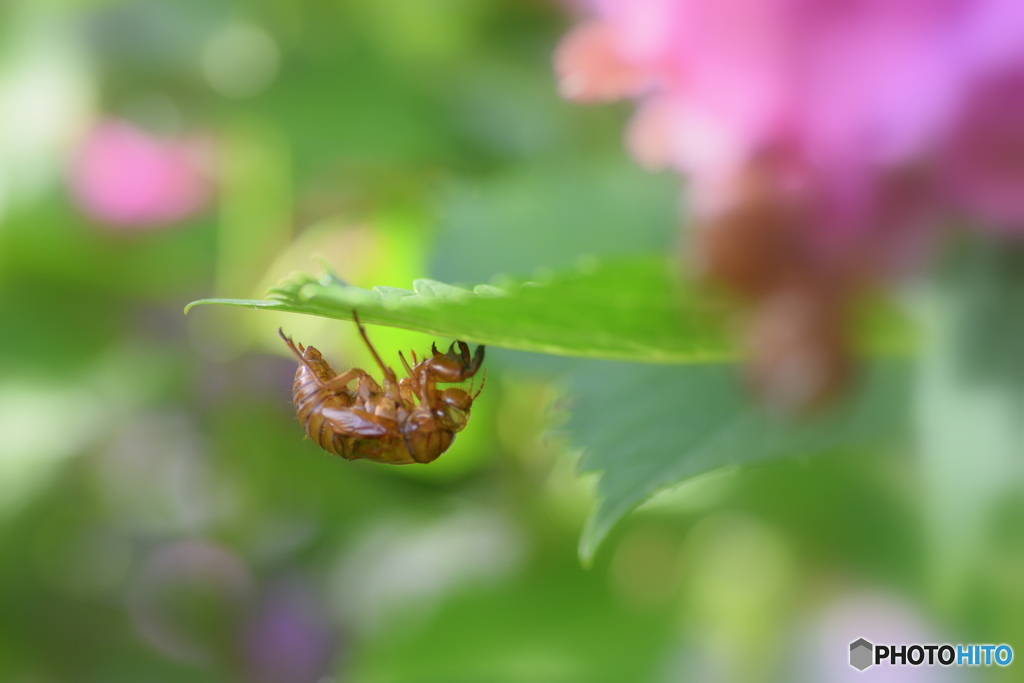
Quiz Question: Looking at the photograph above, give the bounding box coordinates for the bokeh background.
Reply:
[1,1,1021,682]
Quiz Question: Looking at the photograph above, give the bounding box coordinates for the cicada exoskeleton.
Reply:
[279,313,484,464]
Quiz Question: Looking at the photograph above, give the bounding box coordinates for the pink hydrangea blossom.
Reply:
[557,0,1024,409]
[941,64,1024,231]
[69,120,213,229]
[557,0,1024,244]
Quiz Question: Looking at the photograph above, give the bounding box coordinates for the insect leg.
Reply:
[397,351,422,398]
[351,311,396,381]
[325,368,375,393]
[398,377,417,405]
[398,350,415,377]
[279,328,327,384]
[472,368,487,400]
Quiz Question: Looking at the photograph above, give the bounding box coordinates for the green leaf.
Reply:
[186,255,737,363]
[187,255,915,562]
[186,256,913,363]
[567,360,911,564]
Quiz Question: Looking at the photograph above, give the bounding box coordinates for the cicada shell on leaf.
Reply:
[279,313,484,465]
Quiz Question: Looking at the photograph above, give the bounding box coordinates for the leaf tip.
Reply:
[577,513,607,568]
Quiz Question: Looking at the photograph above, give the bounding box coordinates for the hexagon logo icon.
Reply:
[850,638,874,671]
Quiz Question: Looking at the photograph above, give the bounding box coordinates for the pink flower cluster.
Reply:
[557,0,1024,250]
[557,0,1024,410]
[70,120,213,229]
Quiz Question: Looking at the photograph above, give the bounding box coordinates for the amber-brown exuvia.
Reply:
[279,313,485,465]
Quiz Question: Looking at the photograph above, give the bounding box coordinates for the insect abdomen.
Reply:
[292,364,351,458]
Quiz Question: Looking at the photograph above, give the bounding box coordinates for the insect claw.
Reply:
[470,345,485,374]
[431,342,440,356]
[398,350,414,377]
[279,328,302,358]
[457,341,471,364]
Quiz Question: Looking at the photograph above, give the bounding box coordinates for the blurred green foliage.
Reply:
[190,264,914,562]
[568,360,911,562]
[1,0,1022,682]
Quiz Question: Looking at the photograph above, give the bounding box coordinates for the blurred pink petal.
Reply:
[557,0,1024,409]
[592,0,1004,174]
[70,120,212,229]
[559,0,1024,267]
[555,21,648,102]
[625,97,675,171]
[942,65,1024,232]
